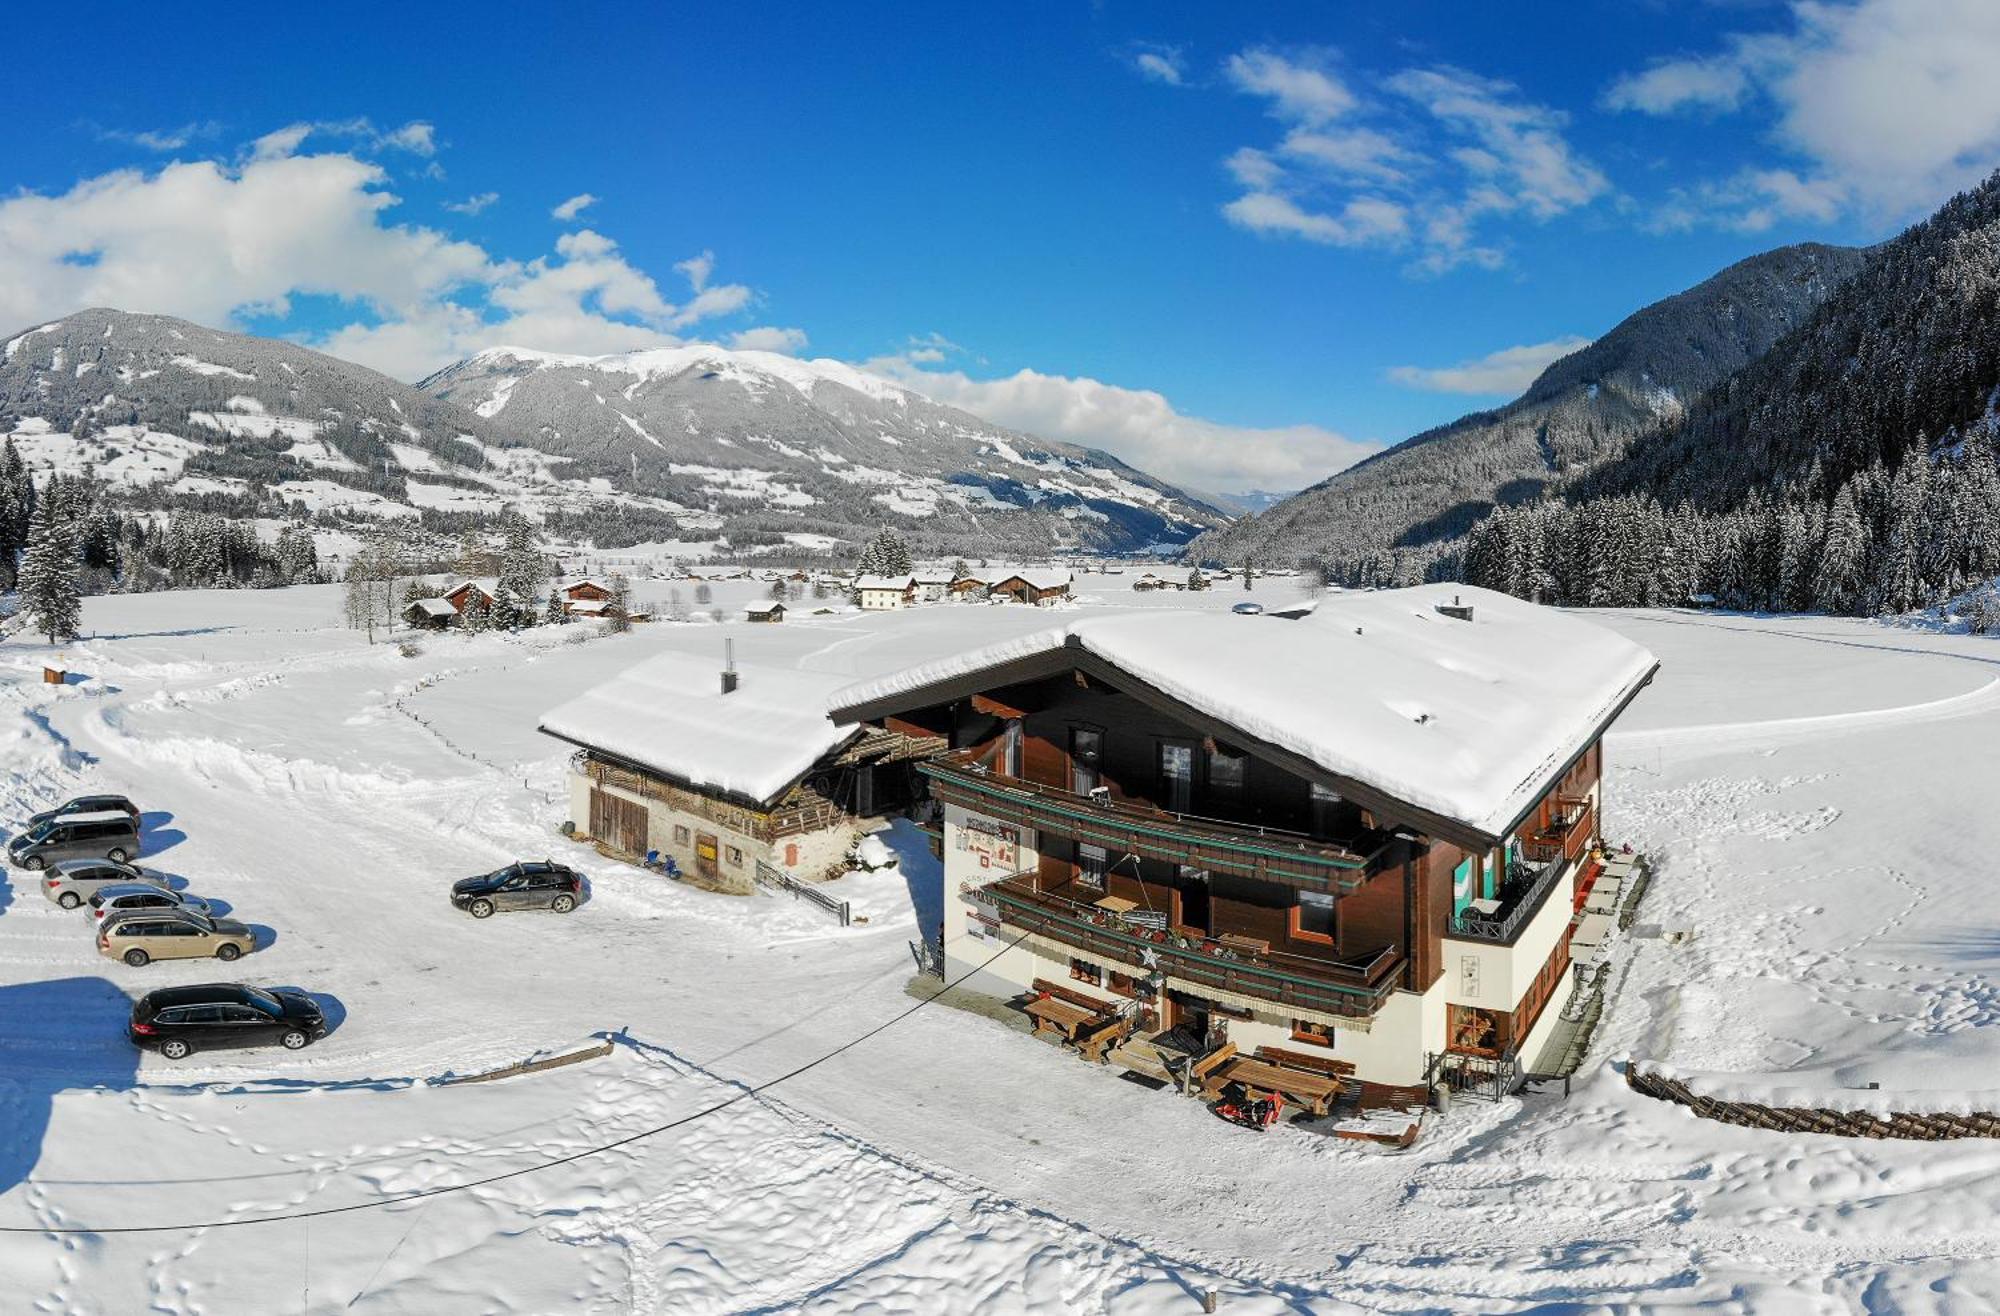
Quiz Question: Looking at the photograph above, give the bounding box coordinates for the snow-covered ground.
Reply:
[5,591,2000,1311]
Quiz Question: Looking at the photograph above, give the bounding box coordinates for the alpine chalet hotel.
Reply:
[829,584,1657,1102]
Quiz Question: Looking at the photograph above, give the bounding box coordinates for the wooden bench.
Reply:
[1188,1042,1239,1098]
[1031,977,1115,1015]
[1075,1013,1134,1064]
[1256,1046,1357,1081]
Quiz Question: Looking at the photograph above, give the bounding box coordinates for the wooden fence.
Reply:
[1626,1065,2000,1140]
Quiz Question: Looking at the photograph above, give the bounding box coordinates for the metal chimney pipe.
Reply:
[721,638,738,694]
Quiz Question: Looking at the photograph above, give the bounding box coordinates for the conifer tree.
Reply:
[545,587,568,625]
[18,496,82,644]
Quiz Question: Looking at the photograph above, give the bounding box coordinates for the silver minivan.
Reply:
[9,811,143,870]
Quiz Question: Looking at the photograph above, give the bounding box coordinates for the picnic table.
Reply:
[1209,1055,1343,1117]
[1025,995,1098,1043]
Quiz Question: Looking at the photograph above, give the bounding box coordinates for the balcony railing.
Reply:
[983,875,1402,1018]
[1448,852,1569,945]
[922,753,1395,892]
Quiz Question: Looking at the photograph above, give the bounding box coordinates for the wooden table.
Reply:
[1025,995,1098,1043]
[1213,1056,1342,1116]
[1218,932,1270,955]
[1093,895,1138,914]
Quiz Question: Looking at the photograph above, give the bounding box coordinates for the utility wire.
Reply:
[3,917,1043,1236]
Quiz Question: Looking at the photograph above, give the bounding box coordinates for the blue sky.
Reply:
[4,1,1998,494]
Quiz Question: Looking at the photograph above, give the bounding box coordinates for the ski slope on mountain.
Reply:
[3,588,2000,1310]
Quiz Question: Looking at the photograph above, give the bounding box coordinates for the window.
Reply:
[726,845,744,867]
[1076,843,1108,890]
[673,824,691,845]
[1069,958,1102,986]
[1291,1018,1333,1047]
[1293,890,1335,943]
[1207,745,1246,800]
[1310,783,1344,836]
[1069,726,1103,794]
[1158,743,1194,813]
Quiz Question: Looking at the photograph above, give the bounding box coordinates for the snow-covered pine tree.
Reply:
[18,495,82,644]
[492,512,548,627]
[545,587,568,625]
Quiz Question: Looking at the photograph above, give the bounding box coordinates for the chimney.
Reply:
[721,638,738,695]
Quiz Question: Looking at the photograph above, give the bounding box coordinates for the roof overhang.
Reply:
[538,724,865,813]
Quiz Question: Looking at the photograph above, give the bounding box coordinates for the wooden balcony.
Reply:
[1449,799,1595,946]
[921,753,1396,893]
[983,875,1403,1019]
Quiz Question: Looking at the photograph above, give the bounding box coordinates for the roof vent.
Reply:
[721,638,738,695]
[1435,596,1475,622]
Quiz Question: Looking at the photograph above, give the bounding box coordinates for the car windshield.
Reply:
[243,987,284,1014]
[484,866,518,883]
[22,821,54,842]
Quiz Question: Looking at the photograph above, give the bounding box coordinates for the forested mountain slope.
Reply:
[1463,170,2000,616]
[1188,243,1866,581]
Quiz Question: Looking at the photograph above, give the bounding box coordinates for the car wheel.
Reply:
[23,856,44,871]
[551,893,576,913]
[216,943,241,962]
[58,891,80,909]
[469,898,495,919]
[123,948,150,967]
[107,847,129,863]
[280,1030,309,1050]
[160,1038,191,1060]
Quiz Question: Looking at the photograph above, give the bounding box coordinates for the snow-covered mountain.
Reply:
[420,345,1229,555]
[0,311,1228,557]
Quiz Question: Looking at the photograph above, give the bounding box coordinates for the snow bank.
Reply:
[831,584,1658,839]
[1635,1059,2000,1118]
[539,651,858,806]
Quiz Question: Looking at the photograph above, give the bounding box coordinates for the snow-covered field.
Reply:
[4,590,2000,1312]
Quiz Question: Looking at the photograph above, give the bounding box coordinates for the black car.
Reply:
[28,794,140,829]
[128,983,327,1060]
[451,860,583,918]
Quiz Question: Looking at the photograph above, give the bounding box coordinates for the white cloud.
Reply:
[1606,0,2000,227]
[1131,45,1186,86]
[729,326,809,354]
[1223,191,1407,246]
[443,191,499,215]
[1217,49,1607,272]
[93,122,221,152]
[900,331,961,364]
[551,192,598,221]
[1225,48,1357,125]
[1387,335,1592,395]
[862,354,1379,495]
[0,142,761,382]
[247,119,437,163]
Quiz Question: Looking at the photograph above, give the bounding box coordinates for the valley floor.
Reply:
[3,586,2000,1312]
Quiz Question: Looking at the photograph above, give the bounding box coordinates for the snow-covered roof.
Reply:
[855,574,914,591]
[746,601,785,614]
[540,652,858,807]
[567,599,612,614]
[992,569,1072,591]
[828,584,1657,842]
[911,572,953,584]
[407,598,456,618]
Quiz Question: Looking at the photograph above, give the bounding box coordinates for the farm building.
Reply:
[989,569,1073,605]
[746,601,786,623]
[828,584,1658,1106]
[539,651,942,893]
[855,574,916,611]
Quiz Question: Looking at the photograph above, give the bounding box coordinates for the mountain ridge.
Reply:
[1187,240,1870,579]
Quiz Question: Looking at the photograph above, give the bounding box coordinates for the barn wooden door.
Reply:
[590,789,649,856]
[695,832,720,879]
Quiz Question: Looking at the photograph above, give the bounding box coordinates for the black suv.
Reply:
[128,983,328,1060]
[451,860,584,918]
[27,794,140,829]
